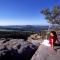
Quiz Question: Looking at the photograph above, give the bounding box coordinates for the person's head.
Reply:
[50,31,57,37]
[50,31,58,40]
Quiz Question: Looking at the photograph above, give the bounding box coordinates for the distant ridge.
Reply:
[0,25,49,32]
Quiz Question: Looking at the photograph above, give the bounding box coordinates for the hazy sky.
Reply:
[0,0,60,25]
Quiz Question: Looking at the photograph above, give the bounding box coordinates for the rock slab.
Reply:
[31,44,60,60]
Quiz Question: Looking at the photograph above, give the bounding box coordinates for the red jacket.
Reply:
[49,36,56,45]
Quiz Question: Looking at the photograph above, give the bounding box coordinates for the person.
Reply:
[49,31,58,48]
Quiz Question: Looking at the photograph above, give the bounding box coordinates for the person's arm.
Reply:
[51,39,54,48]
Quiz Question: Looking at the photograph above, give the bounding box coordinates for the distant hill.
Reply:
[0,25,49,32]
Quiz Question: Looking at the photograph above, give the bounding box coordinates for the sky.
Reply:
[0,0,60,26]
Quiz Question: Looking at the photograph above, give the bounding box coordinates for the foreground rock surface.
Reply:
[31,43,60,60]
[0,39,38,60]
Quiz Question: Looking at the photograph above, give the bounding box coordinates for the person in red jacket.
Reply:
[49,31,58,48]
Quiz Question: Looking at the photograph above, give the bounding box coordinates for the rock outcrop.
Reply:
[28,34,42,40]
[0,39,38,60]
[27,34,43,46]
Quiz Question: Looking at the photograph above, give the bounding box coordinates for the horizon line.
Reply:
[0,24,49,26]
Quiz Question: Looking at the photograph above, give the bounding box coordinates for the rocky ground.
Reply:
[0,39,39,60]
[0,32,60,60]
[0,33,45,60]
